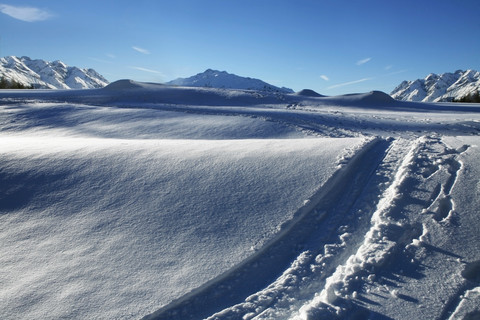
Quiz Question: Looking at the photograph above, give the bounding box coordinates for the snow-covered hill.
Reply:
[391,69,480,102]
[166,69,294,93]
[1,83,480,320]
[0,56,109,89]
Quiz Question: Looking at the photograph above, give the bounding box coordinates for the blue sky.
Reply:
[1,0,479,95]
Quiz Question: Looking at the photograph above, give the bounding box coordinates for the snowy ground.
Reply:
[1,82,479,320]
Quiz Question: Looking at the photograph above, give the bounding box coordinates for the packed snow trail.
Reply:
[295,137,423,319]
[288,136,475,320]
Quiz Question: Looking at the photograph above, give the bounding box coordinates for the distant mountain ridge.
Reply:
[167,69,294,93]
[391,69,480,102]
[0,56,109,89]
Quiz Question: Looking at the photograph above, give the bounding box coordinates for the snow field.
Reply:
[0,134,363,319]
[0,102,306,140]
[1,85,480,320]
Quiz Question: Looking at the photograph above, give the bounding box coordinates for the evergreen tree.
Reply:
[473,90,480,102]
[0,76,8,89]
[0,76,33,89]
[453,90,480,103]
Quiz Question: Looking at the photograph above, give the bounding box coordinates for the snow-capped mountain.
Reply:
[0,56,109,89]
[167,69,294,93]
[391,69,480,102]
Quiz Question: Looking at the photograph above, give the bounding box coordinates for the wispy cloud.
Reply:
[320,75,329,81]
[89,53,116,64]
[385,69,408,76]
[89,57,114,64]
[0,4,52,22]
[385,65,393,70]
[132,46,151,55]
[356,57,371,66]
[327,78,372,90]
[129,66,163,74]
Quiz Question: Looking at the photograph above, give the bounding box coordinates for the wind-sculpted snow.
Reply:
[143,137,388,320]
[0,85,479,320]
[0,136,360,319]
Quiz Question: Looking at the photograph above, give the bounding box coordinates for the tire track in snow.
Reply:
[142,138,392,320]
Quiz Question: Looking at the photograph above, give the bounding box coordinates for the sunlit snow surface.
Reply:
[1,83,480,320]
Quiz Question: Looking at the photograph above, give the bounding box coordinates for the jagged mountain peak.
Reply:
[167,69,294,93]
[0,56,109,89]
[204,68,227,75]
[391,69,480,102]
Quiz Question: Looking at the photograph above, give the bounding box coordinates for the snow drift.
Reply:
[295,89,324,97]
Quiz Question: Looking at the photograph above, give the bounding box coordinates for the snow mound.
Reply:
[296,89,324,97]
[322,90,395,107]
[98,82,289,106]
[355,90,395,104]
[103,79,146,90]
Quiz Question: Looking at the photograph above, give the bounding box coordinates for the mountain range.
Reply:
[166,69,294,93]
[2,56,479,103]
[0,56,109,89]
[390,69,480,102]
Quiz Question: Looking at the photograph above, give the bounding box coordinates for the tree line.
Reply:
[0,76,34,89]
[452,90,480,103]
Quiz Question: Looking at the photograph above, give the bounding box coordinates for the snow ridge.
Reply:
[166,69,294,93]
[391,70,480,102]
[0,56,109,89]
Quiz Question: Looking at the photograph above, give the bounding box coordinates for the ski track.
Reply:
[294,137,423,319]
[293,136,473,320]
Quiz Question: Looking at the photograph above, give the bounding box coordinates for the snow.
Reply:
[295,89,324,97]
[391,69,480,102]
[166,69,294,93]
[1,81,480,320]
[0,56,109,89]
